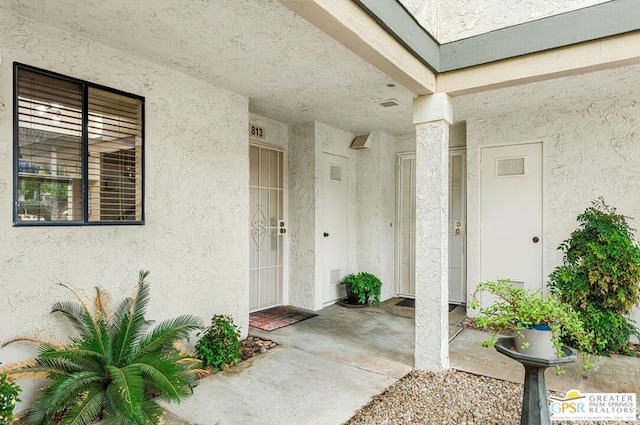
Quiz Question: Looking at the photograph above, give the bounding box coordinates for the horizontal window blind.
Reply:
[15,65,144,225]
[16,69,83,222]
[88,87,142,222]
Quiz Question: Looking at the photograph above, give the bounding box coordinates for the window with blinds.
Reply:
[14,64,144,224]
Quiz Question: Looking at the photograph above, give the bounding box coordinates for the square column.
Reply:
[413,93,452,371]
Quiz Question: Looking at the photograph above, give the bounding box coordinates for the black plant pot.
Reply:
[345,284,368,305]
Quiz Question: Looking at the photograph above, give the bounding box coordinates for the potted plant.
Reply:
[340,272,382,306]
[468,279,596,373]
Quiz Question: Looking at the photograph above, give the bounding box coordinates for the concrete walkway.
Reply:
[162,299,639,424]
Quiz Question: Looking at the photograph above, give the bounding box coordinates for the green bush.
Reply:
[549,199,640,354]
[1,270,203,425]
[0,368,21,424]
[195,315,242,372]
[340,272,382,305]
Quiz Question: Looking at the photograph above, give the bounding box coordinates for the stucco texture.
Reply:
[401,0,608,43]
[0,9,250,384]
[465,98,640,328]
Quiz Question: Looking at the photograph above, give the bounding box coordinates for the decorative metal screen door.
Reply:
[249,144,284,312]
[396,154,416,297]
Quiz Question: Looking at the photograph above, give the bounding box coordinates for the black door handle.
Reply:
[323,232,329,237]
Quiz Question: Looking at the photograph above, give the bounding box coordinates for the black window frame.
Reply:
[13,63,145,226]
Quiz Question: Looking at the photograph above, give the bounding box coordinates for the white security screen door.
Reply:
[322,152,349,304]
[249,144,285,312]
[480,142,543,308]
[397,154,416,297]
[449,151,466,304]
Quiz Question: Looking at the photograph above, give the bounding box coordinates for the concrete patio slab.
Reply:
[161,302,639,424]
[161,345,394,425]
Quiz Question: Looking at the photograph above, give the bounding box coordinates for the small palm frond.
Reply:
[105,365,144,420]
[30,371,105,424]
[140,399,163,425]
[51,300,92,338]
[131,355,195,402]
[111,272,152,367]
[93,286,112,321]
[58,384,105,425]
[131,315,202,361]
[2,336,64,348]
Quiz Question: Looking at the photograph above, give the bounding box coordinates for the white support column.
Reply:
[413,93,452,371]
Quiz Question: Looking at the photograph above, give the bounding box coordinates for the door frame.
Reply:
[249,141,289,311]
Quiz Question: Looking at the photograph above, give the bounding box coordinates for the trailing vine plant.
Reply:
[549,198,640,355]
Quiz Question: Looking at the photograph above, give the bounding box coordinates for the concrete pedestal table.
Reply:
[495,337,577,425]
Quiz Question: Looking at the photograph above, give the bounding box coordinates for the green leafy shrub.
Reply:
[549,199,640,354]
[195,315,242,372]
[340,272,382,305]
[0,270,203,425]
[0,368,21,424]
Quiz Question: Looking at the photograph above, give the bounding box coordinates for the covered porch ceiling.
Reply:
[2,0,639,135]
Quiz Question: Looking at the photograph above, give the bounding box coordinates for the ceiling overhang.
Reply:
[353,0,640,72]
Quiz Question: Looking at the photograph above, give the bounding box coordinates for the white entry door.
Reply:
[480,142,543,307]
[249,144,285,312]
[449,151,466,304]
[397,154,416,297]
[322,152,349,304]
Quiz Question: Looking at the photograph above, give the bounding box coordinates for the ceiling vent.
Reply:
[378,98,400,108]
[350,134,371,149]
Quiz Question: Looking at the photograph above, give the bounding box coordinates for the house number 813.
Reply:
[249,124,265,139]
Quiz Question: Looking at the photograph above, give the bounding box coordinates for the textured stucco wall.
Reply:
[288,122,316,310]
[400,0,607,43]
[355,132,397,301]
[0,11,249,406]
[465,98,640,328]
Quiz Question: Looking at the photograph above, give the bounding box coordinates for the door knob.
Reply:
[280,228,287,234]
[323,232,329,237]
[532,236,540,243]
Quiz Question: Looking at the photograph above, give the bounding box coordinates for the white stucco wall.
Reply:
[465,98,640,328]
[400,0,608,43]
[288,122,317,310]
[355,132,397,301]
[0,11,249,408]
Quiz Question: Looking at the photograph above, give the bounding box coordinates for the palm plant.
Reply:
[1,270,203,425]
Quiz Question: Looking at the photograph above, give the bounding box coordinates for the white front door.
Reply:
[397,154,416,297]
[322,152,349,304]
[449,151,466,304]
[480,142,543,307]
[249,144,285,312]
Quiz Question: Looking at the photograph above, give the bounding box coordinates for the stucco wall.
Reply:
[288,122,316,309]
[355,132,397,301]
[400,0,607,43]
[465,98,640,328]
[0,11,249,407]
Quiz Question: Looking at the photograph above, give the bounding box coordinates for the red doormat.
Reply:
[249,306,318,331]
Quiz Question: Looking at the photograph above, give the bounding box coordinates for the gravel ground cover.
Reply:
[346,369,639,425]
